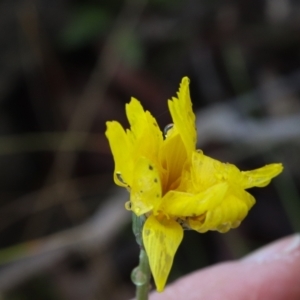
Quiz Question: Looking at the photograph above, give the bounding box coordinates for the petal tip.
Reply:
[181,76,190,85]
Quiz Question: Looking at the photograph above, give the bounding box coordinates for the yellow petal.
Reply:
[126,98,163,164]
[190,151,283,192]
[161,183,228,217]
[126,97,146,137]
[189,150,224,191]
[188,187,255,233]
[240,163,284,189]
[143,215,183,292]
[168,77,196,156]
[159,127,188,192]
[105,121,134,187]
[130,157,162,216]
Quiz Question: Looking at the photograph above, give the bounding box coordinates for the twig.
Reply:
[0,189,129,292]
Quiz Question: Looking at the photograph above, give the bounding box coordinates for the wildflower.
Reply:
[105,77,283,292]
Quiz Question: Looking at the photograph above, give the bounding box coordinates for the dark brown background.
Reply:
[0,0,299,299]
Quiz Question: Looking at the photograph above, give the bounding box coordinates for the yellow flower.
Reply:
[105,77,283,292]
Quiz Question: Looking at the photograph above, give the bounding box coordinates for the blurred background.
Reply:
[0,0,300,299]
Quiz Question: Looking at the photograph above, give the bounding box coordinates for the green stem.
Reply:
[131,213,151,300]
[134,248,151,300]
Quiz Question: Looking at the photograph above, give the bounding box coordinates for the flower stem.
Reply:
[131,213,151,300]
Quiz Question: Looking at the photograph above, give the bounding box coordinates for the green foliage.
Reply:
[112,28,144,68]
[59,5,112,49]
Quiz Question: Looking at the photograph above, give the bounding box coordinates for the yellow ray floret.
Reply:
[143,214,183,292]
[130,156,162,216]
[168,77,196,156]
[105,77,284,292]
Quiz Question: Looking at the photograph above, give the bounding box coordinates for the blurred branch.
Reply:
[196,68,300,160]
[0,189,129,292]
[0,132,105,155]
[197,107,300,148]
[0,174,110,232]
